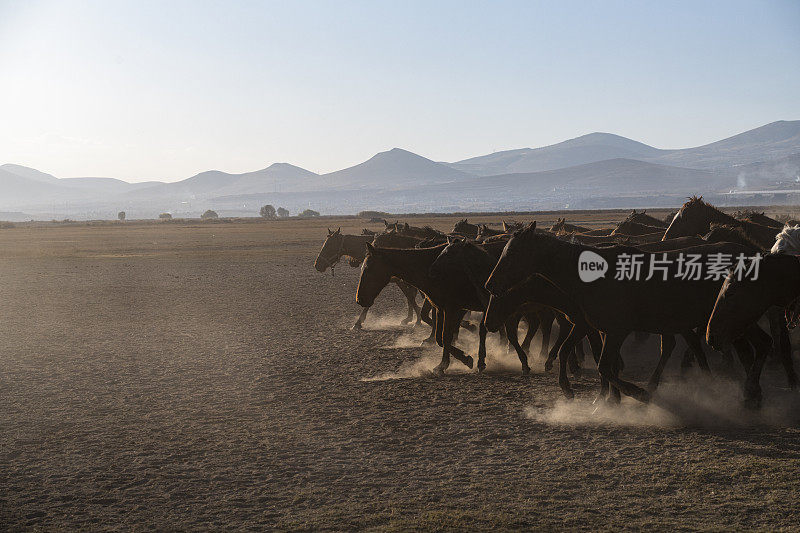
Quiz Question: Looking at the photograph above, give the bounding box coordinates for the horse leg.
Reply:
[574,336,586,364]
[477,313,488,373]
[741,324,771,409]
[597,331,649,403]
[504,315,531,375]
[682,329,710,374]
[767,307,798,389]
[422,306,442,347]
[520,312,540,353]
[435,309,473,373]
[434,308,449,374]
[732,337,755,371]
[545,313,571,372]
[418,299,433,328]
[557,325,584,399]
[352,306,369,330]
[648,334,676,392]
[397,282,418,325]
[537,309,555,361]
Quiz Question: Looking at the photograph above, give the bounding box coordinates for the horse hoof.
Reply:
[433,365,445,376]
[570,366,582,378]
[351,323,362,331]
[464,356,474,369]
[544,360,553,372]
[477,362,486,373]
[421,338,435,346]
[400,319,412,326]
[522,366,531,376]
[562,388,575,400]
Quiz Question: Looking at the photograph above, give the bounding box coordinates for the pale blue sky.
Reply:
[1,0,798,181]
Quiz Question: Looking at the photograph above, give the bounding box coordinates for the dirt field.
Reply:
[2,214,799,531]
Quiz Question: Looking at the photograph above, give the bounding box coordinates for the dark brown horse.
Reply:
[485,222,771,406]
[611,212,666,237]
[315,228,422,329]
[663,196,781,249]
[735,210,784,229]
[626,209,668,229]
[707,252,800,402]
[429,238,557,375]
[551,218,591,235]
[357,243,489,374]
[708,253,800,352]
[452,219,480,239]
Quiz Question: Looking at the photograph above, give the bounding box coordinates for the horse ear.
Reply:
[336,227,341,234]
[528,221,537,232]
[327,227,333,235]
[365,242,377,255]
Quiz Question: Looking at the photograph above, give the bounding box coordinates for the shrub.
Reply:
[118,211,126,221]
[201,210,219,220]
[159,213,172,220]
[277,207,289,217]
[299,209,320,218]
[260,205,277,219]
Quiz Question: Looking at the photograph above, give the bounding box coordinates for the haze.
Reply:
[1,0,798,182]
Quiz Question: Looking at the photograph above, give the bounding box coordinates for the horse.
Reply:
[625,209,668,229]
[550,218,591,235]
[707,226,800,386]
[611,212,667,237]
[734,210,784,229]
[429,238,559,375]
[315,228,422,330]
[663,196,781,249]
[358,242,493,374]
[452,219,480,239]
[430,238,599,390]
[485,222,771,407]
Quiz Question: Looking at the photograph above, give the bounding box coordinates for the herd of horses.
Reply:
[314,198,800,409]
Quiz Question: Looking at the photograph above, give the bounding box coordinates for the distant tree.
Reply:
[277,207,289,218]
[117,211,126,221]
[260,204,277,219]
[299,209,320,218]
[201,210,219,220]
[159,213,172,220]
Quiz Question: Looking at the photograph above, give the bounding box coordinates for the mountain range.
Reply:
[2,120,799,218]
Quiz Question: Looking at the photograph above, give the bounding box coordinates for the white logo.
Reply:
[578,250,608,282]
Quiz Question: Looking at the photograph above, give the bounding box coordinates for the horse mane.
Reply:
[771,225,800,255]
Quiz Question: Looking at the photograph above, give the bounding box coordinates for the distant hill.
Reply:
[450,121,800,176]
[0,164,60,184]
[2,120,799,216]
[452,158,729,195]
[213,163,319,195]
[650,120,800,169]
[314,148,474,190]
[129,162,319,197]
[450,133,667,176]
[0,168,81,206]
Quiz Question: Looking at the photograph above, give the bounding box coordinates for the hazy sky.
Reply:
[1,0,798,182]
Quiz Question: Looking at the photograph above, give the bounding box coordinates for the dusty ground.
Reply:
[1,215,799,531]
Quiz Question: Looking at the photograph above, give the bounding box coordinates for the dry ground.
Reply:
[1,215,799,531]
